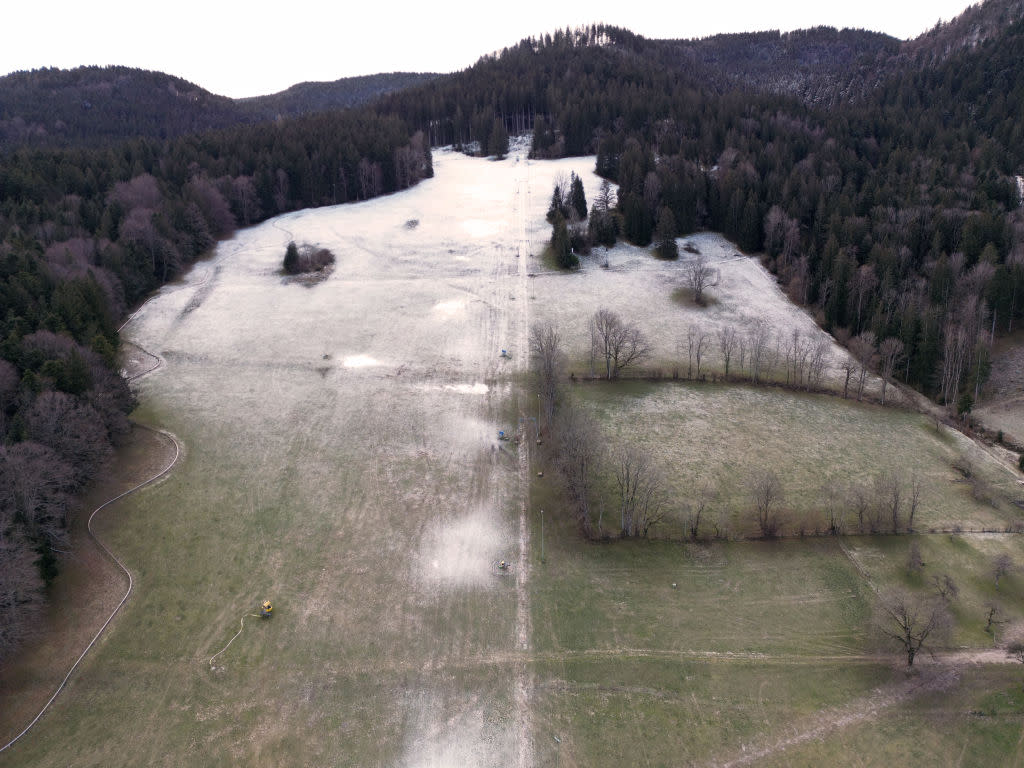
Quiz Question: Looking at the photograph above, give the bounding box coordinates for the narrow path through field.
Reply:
[714,666,961,768]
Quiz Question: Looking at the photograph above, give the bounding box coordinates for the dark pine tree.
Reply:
[550,210,577,269]
[569,173,588,219]
[655,207,678,259]
[283,241,300,274]
[489,119,509,159]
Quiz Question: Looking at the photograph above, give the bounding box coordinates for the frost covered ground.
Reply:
[5,144,1020,767]
[4,146,548,767]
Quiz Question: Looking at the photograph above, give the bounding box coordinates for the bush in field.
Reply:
[283,241,335,274]
[283,242,300,273]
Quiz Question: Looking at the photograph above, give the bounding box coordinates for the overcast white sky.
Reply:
[3,1,977,98]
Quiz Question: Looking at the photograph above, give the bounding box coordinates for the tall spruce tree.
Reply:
[489,119,509,159]
[569,173,588,219]
[655,207,678,259]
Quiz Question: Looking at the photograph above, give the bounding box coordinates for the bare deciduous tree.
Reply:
[906,541,924,575]
[746,321,775,384]
[0,532,44,661]
[784,330,814,388]
[555,408,601,537]
[930,573,959,602]
[736,336,748,379]
[717,325,740,379]
[820,481,843,535]
[908,475,922,532]
[25,391,110,488]
[686,479,714,540]
[590,309,652,379]
[614,447,665,537]
[878,337,905,406]
[686,325,711,379]
[835,327,856,399]
[750,469,784,538]
[849,483,870,533]
[984,601,1004,635]
[873,472,902,533]
[807,337,831,389]
[530,323,563,429]
[851,264,878,332]
[1006,640,1024,665]
[993,554,1015,589]
[875,590,951,667]
[850,331,878,401]
[685,251,720,305]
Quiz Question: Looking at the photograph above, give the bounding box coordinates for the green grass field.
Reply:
[568,380,1023,539]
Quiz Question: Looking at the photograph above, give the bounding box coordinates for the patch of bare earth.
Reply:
[0,424,177,745]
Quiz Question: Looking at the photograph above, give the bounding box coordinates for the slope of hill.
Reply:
[0,66,247,148]
[0,66,437,150]
[239,72,439,120]
[905,0,1024,63]
[2,0,1024,672]
[659,27,901,104]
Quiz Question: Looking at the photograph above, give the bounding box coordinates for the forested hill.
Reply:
[904,0,1024,64]
[0,67,246,149]
[379,9,1023,400]
[0,66,438,150]
[239,72,439,120]
[658,27,901,105]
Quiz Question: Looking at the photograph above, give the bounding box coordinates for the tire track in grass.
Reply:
[714,666,961,768]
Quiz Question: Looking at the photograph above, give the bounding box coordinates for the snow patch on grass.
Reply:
[444,382,489,395]
[342,354,382,368]
[417,505,507,589]
[433,299,466,315]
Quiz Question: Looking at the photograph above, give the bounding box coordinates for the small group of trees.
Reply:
[879,551,1020,668]
[546,172,588,223]
[587,179,619,248]
[547,173,589,269]
[840,473,923,535]
[532,315,664,540]
[589,309,652,380]
[283,241,335,275]
[688,468,927,541]
[670,322,832,391]
[834,329,904,403]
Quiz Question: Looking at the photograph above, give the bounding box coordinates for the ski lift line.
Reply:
[0,427,182,756]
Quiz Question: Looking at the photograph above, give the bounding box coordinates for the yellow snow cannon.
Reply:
[260,600,273,618]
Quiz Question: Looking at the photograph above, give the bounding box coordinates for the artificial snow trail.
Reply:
[513,152,534,768]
